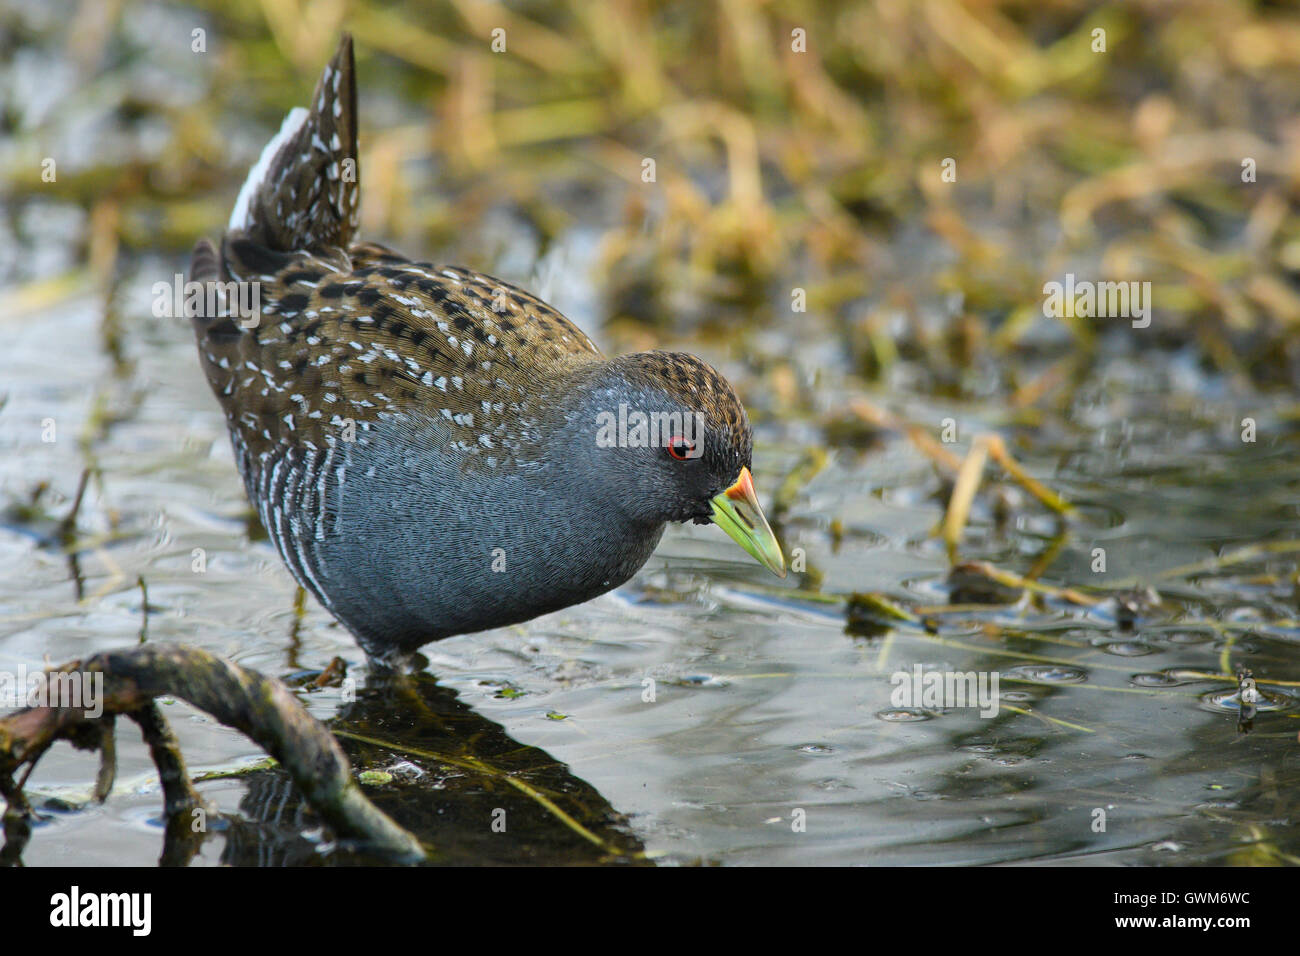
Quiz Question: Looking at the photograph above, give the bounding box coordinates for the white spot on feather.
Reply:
[229,107,309,231]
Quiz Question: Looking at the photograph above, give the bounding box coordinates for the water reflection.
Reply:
[214,672,646,866]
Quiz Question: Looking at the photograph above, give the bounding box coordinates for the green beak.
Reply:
[710,466,786,578]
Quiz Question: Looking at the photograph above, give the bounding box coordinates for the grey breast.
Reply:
[232,412,664,655]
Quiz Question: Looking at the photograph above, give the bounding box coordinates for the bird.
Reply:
[187,34,785,666]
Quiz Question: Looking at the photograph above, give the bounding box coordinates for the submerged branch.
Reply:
[0,643,424,862]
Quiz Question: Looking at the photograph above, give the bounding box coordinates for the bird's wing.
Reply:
[193,236,603,467]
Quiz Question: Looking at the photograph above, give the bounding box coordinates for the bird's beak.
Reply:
[709,466,786,578]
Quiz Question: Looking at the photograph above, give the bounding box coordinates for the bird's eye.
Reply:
[666,435,696,461]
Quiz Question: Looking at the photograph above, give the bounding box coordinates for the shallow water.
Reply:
[4,284,1300,865]
[5,1,1300,867]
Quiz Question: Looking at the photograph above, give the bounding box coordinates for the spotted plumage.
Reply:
[188,35,782,664]
[202,236,607,466]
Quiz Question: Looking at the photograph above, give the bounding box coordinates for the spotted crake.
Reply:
[188,34,784,665]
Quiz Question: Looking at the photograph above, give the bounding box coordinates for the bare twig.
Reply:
[0,643,425,861]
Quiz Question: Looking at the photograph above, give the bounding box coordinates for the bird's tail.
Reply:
[225,33,359,255]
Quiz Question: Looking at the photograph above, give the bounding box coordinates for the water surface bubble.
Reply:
[1000,690,1036,702]
[1158,631,1214,646]
[1198,685,1296,714]
[1130,668,1209,688]
[1096,640,1155,657]
[1005,664,1088,684]
[796,743,835,755]
[876,709,932,722]
[675,674,729,688]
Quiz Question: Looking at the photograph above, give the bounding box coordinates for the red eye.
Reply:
[667,435,695,461]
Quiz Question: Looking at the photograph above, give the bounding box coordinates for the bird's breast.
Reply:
[229,412,663,654]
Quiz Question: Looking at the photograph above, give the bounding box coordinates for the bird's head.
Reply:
[565,350,786,578]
